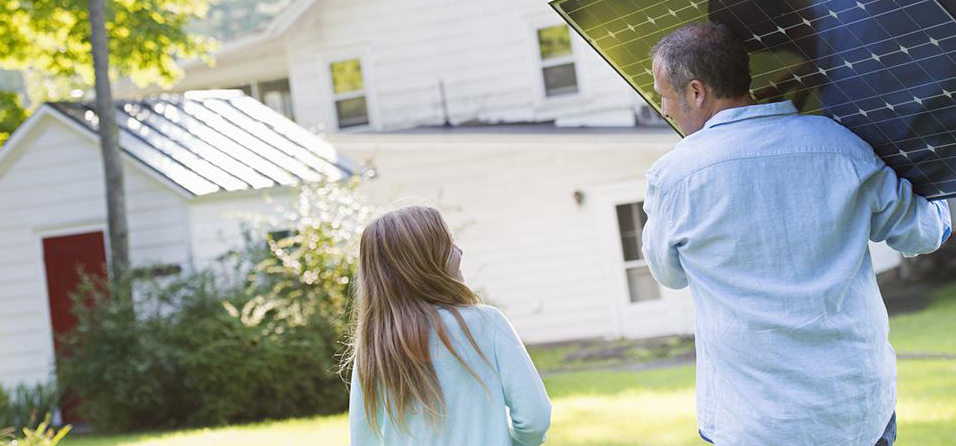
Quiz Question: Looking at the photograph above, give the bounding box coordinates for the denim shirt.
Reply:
[642,101,952,446]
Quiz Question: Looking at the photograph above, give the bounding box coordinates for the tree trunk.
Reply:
[87,0,130,289]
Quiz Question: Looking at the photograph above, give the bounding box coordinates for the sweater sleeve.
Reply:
[489,307,552,446]
[348,367,381,446]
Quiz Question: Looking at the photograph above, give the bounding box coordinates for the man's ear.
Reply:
[689,80,707,107]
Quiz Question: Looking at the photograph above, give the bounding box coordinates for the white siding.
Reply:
[113,40,290,99]
[0,115,192,389]
[286,0,644,133]
[115,0,651,133]
[334,131,910,343]
[332,130,686,343]
[188,189,296,268]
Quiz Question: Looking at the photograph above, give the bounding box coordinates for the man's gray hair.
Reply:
[650,22,752,99]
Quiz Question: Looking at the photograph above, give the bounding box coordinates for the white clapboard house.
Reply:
[109,0,909,347]
[0,90,358,390]
[0,0,899,380]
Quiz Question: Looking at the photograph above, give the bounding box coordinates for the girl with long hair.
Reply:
[345,205,551,446]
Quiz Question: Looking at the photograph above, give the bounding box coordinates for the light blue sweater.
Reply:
[348,304,551,446]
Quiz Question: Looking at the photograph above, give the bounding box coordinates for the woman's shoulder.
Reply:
[437,303,501,319]
[469,303,505,317]
[435,304,508,330]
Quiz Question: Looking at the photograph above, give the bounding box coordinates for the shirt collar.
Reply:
[703,100,799,130]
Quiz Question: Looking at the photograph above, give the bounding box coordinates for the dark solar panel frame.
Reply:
[550,0,956,200]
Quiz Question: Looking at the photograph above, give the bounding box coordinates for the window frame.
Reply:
[258,78,296,121]
[327,56,372,131]
[615,201,661,304]
[224,78,296,121]
[534,23,581,99]
[616,201,649,266]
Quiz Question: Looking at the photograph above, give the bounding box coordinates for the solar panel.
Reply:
[550,0,956,200]
[50,91,358,196]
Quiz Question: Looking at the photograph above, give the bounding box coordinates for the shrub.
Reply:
[0,382,60,434]
[1,414,71,446]
[55,180,372,432]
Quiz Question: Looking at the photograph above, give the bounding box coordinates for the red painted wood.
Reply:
[42,231,108,424]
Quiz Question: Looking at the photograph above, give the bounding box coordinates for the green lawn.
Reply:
[63,284,956,446]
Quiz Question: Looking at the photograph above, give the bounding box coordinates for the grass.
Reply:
[889,282,956,355]
[63,284,956,446]
[889,282,956,445]
[60,415,351,446]
[527,336,695,375]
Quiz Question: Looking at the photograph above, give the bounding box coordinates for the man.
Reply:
[642,23,952,446]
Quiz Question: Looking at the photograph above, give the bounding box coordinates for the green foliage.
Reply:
[0,387,8,438]
[240,180,371,334]
[0,0,213,88]
[0,0,215,146]
[55,261,348,431]
[56,180,372,432]
[889,282,956,355]
[0,382,61,435]
[0,90,27,146]
[1,413,71,446]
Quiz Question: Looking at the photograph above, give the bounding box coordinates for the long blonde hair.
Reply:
[345,205,487,434]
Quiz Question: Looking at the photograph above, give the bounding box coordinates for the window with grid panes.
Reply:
[330,59,370,129]
[537,25,579,97]
[615,202,661,303]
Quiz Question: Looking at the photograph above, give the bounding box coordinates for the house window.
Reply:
[131,264,182,280]
[616,202,661,303]
[226,79,296,121]
[259,78,295,121]
[537,25,578,97]
[229,84,253,97]
[330,59,370,129]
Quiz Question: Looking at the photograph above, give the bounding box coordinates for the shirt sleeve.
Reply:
[865,163,952,257]
[642,179,689,289]
[348,366,381,446]
[490,308,551,446]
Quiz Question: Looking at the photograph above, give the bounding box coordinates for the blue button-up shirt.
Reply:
[642,101,952,446]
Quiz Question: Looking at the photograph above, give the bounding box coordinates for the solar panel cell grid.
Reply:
[552,0,956,199]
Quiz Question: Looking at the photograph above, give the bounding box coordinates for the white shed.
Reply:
[0,90,357,391]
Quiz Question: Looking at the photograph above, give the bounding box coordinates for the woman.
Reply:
[345,205,551,446]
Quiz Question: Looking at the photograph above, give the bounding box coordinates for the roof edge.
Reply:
[42,103,197,200]
[180,0,318,69]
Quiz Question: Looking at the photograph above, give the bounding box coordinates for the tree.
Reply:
[0,91,26,145]
[0,0,212,88]
[0,0,214,145]
[86,0,128,282]
[0,0,213,283]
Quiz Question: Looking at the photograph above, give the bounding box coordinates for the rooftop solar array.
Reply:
[51,90,358,196]
[550,0,956,200]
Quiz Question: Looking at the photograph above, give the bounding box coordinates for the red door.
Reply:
[42,231,108,423]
